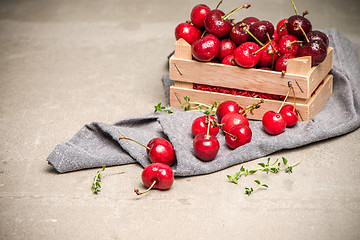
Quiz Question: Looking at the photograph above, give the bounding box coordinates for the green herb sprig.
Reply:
[227,157,299,196]
[154,96,218,116]
[91,165,125,195]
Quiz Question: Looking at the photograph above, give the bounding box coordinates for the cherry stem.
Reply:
[266,33,280,56]
[253,41,270,55]
[241,23,263,46]
[302,10,309,17]
[118,136,150,150]
[280,20,288,31]
[290,0,298,15]
[215,0,223,9]
[205,115,211,139]
[222,4,251,21]
[134,180,157,195]
[213,120,237,139]
[295,23,310,43]
[277,82,293,113]
[240,99,264,115]
[291,84,297,113]
[289,40,303,49]
[201,30,207,38]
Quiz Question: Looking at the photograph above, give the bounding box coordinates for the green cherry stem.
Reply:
[222,4,251,21]
[241,23,264,46]
[119,136,150,150]
[290,0,298,15]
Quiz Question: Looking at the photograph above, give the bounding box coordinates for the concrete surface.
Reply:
[1,0,360,239]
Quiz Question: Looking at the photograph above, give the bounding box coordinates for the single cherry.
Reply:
[306,30,329,47]
[218,39,236,61]
[286,15,312,38]
[274,53,296,72]
[190,4,211,29]
[249,20,275,44]
[230,21,251,46]
[119,136,175,166]
[221,112,249,132]
[278,34,300,56]
[233,42,261,68]
[221,54,236,66]
[276,18,289,37]
[298,40,327,65]
[193,132,220,161]
[216,100,241,122]
[192,115,219,137]
[225,124,252,149]
[192,34,220,62]
[175,22,201,45]
[262,111,286,135]
[204,9,232,38]
[279,104,298,127]
[134,163,174,195]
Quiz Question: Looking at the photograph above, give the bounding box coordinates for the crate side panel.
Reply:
[169,57,310,99]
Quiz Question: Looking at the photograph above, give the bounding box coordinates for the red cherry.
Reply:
[147,138,176,166]
[272,30,281,42]
[279,104,298,127]
[134,163,174,195]
[225,124,252,149]
[204,9,232,38]
[242,16,259,26]
[276,18,289,37]
[119,136,175,166]
[233,42,261,68]
[249,20,275,44]
[274,53,296,72]
[216,100,240,122]
[218,39,236,61]
[193,133,220,161]
[191,115,219,137]
[230,21,251,46]
[221,54,236,66]
[192,34,220,62]
[298,40,327,66]
[258,40,279,68]
[175,22,201,45]
[262,111,286,135]
[190,4,211,29]
[278,34,300,56]
[287,15,312,39]
[221,112,249,132]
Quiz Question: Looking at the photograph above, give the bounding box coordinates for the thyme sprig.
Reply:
[227,157,300,195]
[154,96,218,116]
[91,165,125,195]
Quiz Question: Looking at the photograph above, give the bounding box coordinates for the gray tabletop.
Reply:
[1,0,360,239]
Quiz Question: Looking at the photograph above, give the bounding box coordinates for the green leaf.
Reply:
[249,170,257,174]
[258,162,266,168]
[240,166,245,172]
[254,180,261,185]
[282,157,288,165]
[262,184,269,188]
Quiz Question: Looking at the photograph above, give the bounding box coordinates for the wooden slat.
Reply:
[169,74,333,121]
[169,57,310,99]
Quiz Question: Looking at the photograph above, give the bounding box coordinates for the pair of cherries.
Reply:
[118,136,175,195]
[192,100,253,162]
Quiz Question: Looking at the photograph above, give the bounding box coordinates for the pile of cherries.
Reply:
[175,1,329,71]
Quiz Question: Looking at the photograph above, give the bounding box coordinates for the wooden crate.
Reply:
[169,38,334,121]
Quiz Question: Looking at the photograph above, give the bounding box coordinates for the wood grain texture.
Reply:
[170,74,333,121]
[169,38,334,100]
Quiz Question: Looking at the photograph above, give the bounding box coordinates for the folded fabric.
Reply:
[47,28,360,176]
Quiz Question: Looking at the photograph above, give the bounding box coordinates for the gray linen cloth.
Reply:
[47,29,360,176]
